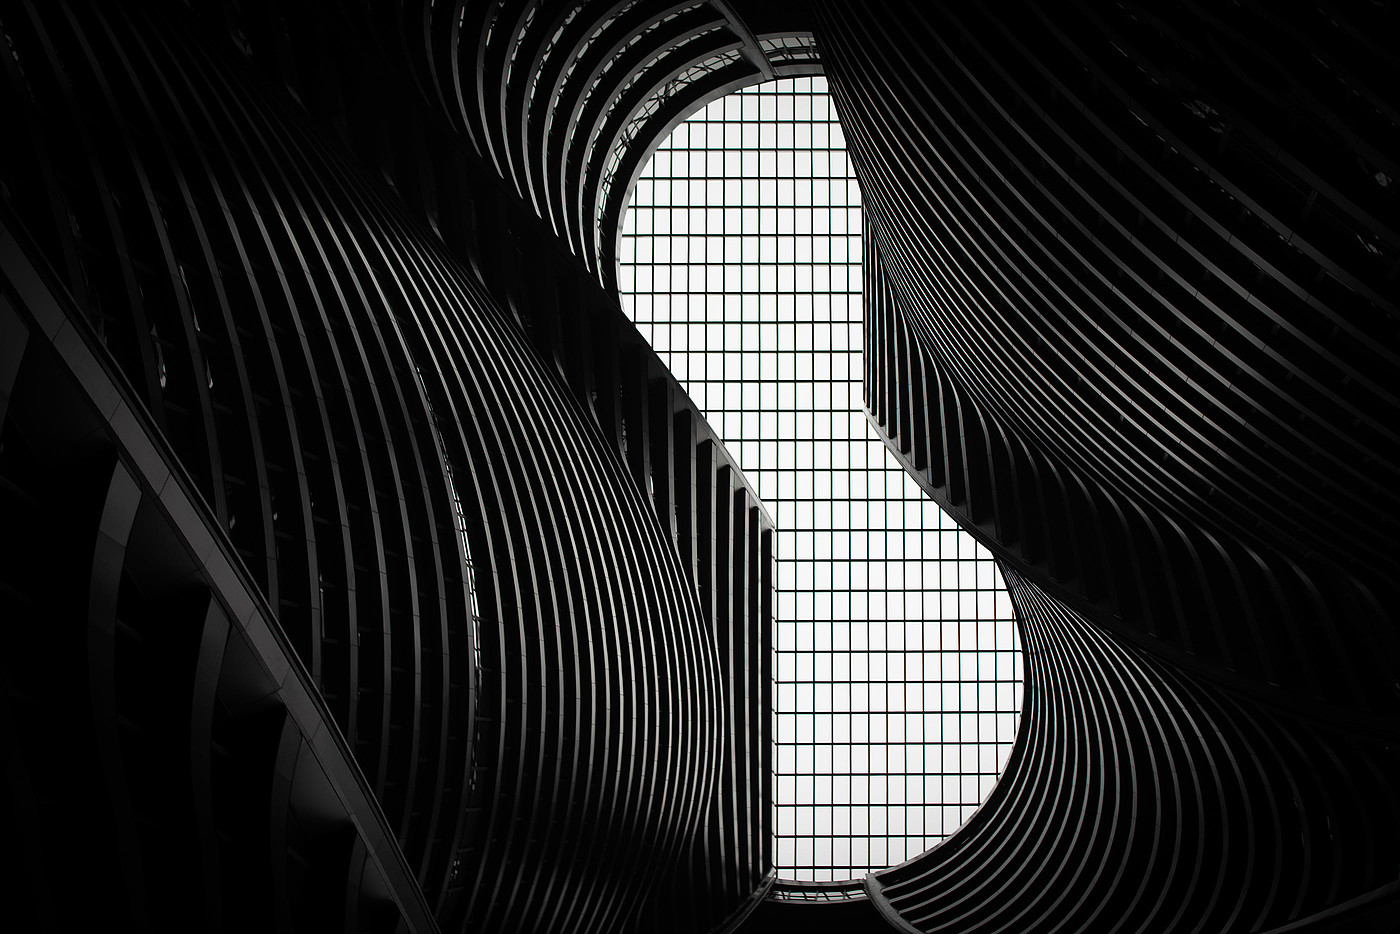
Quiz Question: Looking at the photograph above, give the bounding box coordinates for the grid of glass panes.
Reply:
[616,77,1023,883]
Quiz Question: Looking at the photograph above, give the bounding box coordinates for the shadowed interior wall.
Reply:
[806,1,1400,931]
[817,0,1400,708]
[3,1,1398,932]
[0,2,775,932]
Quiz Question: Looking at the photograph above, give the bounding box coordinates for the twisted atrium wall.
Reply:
[1,1,1398,933]
[818,1,1400,932]
[1,1,773,932]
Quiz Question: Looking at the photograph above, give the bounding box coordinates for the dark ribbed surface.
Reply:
[381,0,817,283]
[822,0,1398,578]
[0,2,775,931]
[1,216,435,933]
[185,2,781,930]
[812,1,1400,931]
[823,0,1400,712]
[9,0,1398,931]
[407,0,746,273]
[863,223,1399,717]
[867,567,1400,934]
[635,424,777,934]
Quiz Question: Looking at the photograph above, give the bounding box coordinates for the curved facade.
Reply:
[371,0,818,282]
[1,221,438,932]
[822,0,1400,705]
[870,569,1400,933]
[1,2,773,933]
[818,1,1400,932]
[2,1,1398,933]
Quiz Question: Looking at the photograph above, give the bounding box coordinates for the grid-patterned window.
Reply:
[617,77,1024,883]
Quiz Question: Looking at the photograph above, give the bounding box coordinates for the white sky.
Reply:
[617,77,1023,883]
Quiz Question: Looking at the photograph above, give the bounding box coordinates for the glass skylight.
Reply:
[616,77,1023,884]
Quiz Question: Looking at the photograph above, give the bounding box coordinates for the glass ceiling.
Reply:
[616,76,1023,884]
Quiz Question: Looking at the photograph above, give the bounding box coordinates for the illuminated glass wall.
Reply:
[616,77,1024,883]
